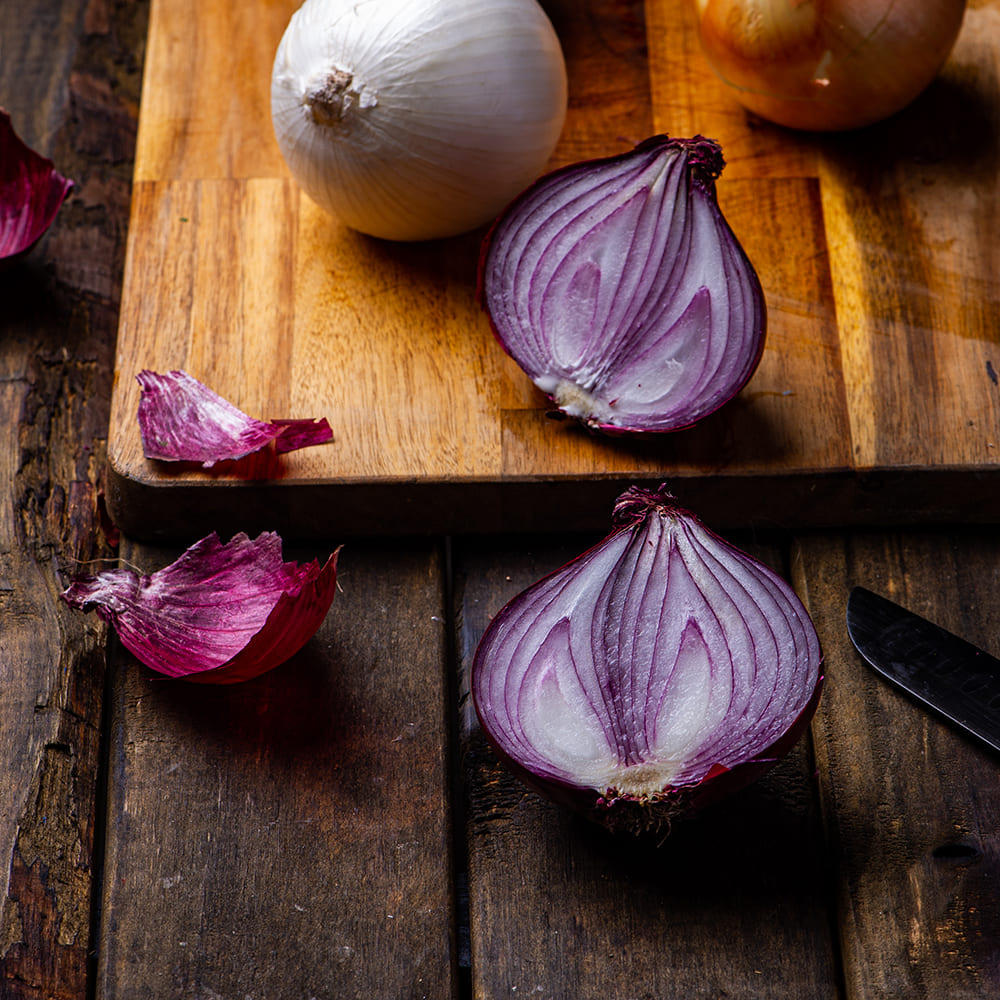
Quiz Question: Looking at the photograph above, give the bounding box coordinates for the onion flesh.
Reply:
[471,485,822,833]
[478,135,766,434]
[693,0,968,131]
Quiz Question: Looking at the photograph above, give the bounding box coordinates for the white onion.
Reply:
[270,0,568,241]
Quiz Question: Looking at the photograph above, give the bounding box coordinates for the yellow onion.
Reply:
[693,0,968,131]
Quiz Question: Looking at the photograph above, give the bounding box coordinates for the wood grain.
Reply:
[795,529,1000,999]
[453,534,839,999]
[106,0,1000,538]
[8,1,1000,997]
[96,538,458,1000]
[0,0,146,994]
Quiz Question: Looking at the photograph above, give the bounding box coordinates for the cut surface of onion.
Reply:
[471,485,822,833]
[478,135,765,434]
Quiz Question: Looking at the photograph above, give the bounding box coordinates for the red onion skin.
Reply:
[183,547,340,684]
[477,136,766,435]
[61,533,340,684]
[471,487,823,836]
[137,370,332,467]
[0,109,74,266]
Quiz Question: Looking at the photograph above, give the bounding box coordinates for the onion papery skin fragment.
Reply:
[693,0,967,132]
[0,109,73,265]
[61,532,340,684]
[471,486,822,834]
[478,135,765,434]
[137,369,333,467]
[270,0,567,241]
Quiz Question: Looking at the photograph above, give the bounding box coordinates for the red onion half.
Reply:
[478,136,765,433]
[471,486,822,834]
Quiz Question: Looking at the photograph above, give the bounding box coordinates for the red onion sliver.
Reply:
[0,109,73,263]
[137,369,332,467]
[61,532,340,684]
[478,135,765,433]
[471,485,822,834]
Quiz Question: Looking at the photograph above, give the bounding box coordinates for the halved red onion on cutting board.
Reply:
[479,135,765,433]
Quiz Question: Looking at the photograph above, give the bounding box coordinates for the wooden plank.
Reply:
[95,537,458,999]
[794,529,1000,999]
[105,0,1000,539]
[0,0,146,994]
[454,533,839,999]
[0,382,107,1000]
[818,4,1000,473]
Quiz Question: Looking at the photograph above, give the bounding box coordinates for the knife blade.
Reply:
[846,586,1000,754]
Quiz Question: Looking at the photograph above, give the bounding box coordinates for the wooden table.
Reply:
[2,2,998,998]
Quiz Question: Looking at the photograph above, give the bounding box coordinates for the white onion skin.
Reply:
[471,487,823,834]
[270,0,568,241]
[693,0,967,131]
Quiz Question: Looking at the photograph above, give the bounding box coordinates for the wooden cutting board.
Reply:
[107,0,1000,540]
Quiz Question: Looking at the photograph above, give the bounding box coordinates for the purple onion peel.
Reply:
[471,485,822,834]
[62,532,340,684]
[137,369,332,467]
[0,109,73,264]
[478,135,765,433]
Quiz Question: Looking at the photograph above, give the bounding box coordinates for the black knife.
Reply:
[846,586,1000,754]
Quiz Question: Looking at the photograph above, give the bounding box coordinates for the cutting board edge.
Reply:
[103,461,1000,543]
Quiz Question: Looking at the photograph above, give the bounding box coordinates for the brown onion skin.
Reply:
[693,0,967,131]
[476,679,823,837]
